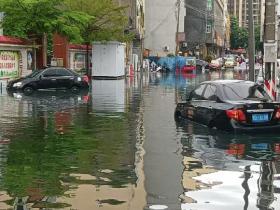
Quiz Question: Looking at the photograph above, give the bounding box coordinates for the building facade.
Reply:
[227,0,265,28]
[144,0,185,57]
[115,0,145,71]
[184,0,228,59]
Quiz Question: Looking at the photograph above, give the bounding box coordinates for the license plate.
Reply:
[251,143,269,150]
[252,113,269,123]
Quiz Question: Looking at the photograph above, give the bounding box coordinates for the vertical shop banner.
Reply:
[74,53,86,71]
[0,51,19,79]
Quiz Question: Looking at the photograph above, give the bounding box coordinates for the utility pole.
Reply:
[175,0,181,55]
[263,0,278,101]
[248,0,255,81]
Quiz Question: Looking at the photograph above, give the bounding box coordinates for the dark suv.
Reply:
[7,67,89,94]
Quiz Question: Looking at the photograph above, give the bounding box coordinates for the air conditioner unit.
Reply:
[163,46,169,51]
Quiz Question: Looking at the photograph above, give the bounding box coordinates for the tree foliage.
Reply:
[230,17,248,49]
[64,0,134,43]
[230,17,262,51]
[0,0,92,43]
[0,0,133,43]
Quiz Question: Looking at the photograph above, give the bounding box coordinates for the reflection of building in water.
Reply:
[257,161,279,210]
[178,121,280,210]
[92,79,126,113]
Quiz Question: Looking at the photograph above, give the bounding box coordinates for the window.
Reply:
[222,82,271,101]
[56,69,73,77]
[190,84,206,100]
[203,85,217,101]
[42,69,57,77]
[207,0,212,11]
[206,22,212,33]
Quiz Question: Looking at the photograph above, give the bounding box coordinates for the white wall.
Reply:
[92,42,125,78]
[144,0,185,56]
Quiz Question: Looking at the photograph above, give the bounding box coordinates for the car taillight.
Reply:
[226,109,246,122]
[83,75,89,84]
[274,108,280,119]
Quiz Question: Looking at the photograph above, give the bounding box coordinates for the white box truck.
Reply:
[92,41,125,79]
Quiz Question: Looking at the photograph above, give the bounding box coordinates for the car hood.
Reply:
[9,77,33,84]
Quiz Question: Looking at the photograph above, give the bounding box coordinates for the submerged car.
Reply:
[174,80,280,133]
[196,59,209,73]
[209,59,222,71]
[7,67,89,94]
[224,57,236,68]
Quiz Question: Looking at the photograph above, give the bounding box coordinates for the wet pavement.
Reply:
[0,70,279,210]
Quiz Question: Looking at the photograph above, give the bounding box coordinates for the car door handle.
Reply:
[209,106,213,109]
[51,78,56,81]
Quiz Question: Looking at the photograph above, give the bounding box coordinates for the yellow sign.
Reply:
[0,51,19,79]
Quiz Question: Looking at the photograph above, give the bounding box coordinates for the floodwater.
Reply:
[0,70,279,210]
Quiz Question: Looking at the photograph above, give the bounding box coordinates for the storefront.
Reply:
[0,35,37,94]
[0,36,36,78]
[53,34,92,74]
[69,44,92,74]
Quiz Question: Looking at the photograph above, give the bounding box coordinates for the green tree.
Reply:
[230,17,263,51]
[64,0,134,74]
[230,17,240,49]
[230,17,248,49]
[255,25,262,52]
[0,0,92,42]
[64,0,133,43]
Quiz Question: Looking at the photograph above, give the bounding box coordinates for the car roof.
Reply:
[201,80,255,86]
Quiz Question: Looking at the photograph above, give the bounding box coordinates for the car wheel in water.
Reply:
[23,86,34,95]
[71,85,79,93]
[174,111,182,121]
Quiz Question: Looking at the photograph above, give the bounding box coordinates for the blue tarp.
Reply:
[157,56,186,71]
[148,56,187,72]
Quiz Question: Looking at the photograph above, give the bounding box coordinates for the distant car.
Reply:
[209,59,222,71]
[174,80,280,133]
[224,58,236,68]
[7,67,89,95]
[196,59,209,73]
[181,57,196,73]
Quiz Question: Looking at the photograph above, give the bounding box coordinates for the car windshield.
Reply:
[222,82,272,101]
[26,70,42,78]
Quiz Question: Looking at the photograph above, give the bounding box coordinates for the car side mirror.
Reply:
[39,75,43,80]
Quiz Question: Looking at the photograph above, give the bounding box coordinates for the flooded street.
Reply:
[0,71,279,210]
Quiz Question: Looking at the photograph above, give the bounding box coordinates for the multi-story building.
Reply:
[144,0,186,57]
[227,0,265,28]
[115,0,145,70]
[184,0,228,58]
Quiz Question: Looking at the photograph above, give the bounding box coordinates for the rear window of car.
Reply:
[222,82,271,101]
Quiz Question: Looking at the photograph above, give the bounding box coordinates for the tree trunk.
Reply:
[42,33,48,67]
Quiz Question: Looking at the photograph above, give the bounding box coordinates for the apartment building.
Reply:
[115,0,145,69]
[144,0,186,56]
[184,0,228,58]
[227,0,265,27]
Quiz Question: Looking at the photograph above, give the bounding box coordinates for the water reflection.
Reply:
[92,79,126,113]
[0,82,145,210]
[0,70,278,210]
[176,120,280,210]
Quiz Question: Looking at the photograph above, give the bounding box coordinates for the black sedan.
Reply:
[7,67,89,95]
[174,80,280,133]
